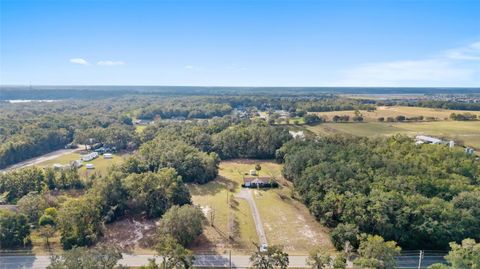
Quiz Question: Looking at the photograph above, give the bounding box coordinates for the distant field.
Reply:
[311,106,480,122]
[36,152,127,178]
[307,121,480,148]
[189,160,334,255]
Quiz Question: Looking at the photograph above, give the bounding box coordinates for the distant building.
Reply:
[86,163,95,169]
[104,153,113,159]
[415,135,442,145]
[249,169,257,176]
[289,130,305,139]
[82,152,99,161]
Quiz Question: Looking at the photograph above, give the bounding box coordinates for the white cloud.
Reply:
[445,41,480,61]
[336,41,480,86]
[185,65,194,69]
[69,58,89,65]
[97,60,125,66]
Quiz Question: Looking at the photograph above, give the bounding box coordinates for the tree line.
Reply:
[278,135,480,250]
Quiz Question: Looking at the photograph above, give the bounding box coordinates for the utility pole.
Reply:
[417,250,424,269]
[229,249,232,269]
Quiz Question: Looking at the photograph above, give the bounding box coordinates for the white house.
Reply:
[104,153,113,159]
[86,163,95,169]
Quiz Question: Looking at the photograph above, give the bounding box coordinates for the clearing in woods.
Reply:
[35,152,127,179]
[311,106,480,122]
[188,160,335,255]
[306,121,480,149]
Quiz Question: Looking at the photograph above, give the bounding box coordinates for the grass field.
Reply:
[311,106,480,122]
[36,152,127,179]
[307,121,480,148]
[189,160,334,255]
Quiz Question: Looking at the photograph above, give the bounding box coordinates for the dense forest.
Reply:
[278,135,480,250]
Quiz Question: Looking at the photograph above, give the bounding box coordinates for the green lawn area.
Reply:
[36,152,127,179]
[135,125,147,133]
[189,160,335,255]
[307,121,480,148]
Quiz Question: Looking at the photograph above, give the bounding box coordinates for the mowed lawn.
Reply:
[189,160,335,255]
[307,121,480,148]
[311,106,480,122]
[36,152,127,178]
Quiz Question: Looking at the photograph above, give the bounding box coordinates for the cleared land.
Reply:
[189,160,335,255]
[311,106,480,122]
[307,121,480,148]
[36,152,127,178]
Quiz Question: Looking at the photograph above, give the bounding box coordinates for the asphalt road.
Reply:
[237,188,268,245]
[0,254,446,268]
[0,148,79,172]
[0,254,311,268]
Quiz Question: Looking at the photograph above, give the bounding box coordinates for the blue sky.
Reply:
[1,0,479,87]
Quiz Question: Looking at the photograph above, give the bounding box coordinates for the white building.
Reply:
[415,135,442,144]
[289,130,305,139]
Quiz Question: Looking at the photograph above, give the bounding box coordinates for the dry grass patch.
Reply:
[311,106,480,122]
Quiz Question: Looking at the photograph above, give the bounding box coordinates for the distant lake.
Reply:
[7,99,60,103]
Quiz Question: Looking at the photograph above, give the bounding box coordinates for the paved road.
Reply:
[0,254,311,268]
[237,188,267,245]
[0,254,446,268]
[0,148,79,172]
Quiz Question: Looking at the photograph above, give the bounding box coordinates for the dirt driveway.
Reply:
[237,188,267,245]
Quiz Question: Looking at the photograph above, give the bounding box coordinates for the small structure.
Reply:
[449,140,455,148]
[85,163,95,169]
[52,163,65,170]
[415,135,442,145]
[465,147,475,155]
[82,152,99,162]
[104,153,113,159]
[249,169,257,176]
[289,130,305,139]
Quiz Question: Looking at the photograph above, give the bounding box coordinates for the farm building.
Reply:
[104,153,113,159]
[86,163,95,169]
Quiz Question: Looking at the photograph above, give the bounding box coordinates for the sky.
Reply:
[0,0,479,87]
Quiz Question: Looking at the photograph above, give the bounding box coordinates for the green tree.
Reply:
[17,192,48,224]
[307,248,331,269]
[428,238,480,269]
[353,235,401,269]
[0,209,31,249]
[331,223,360,250]
[57,197,102,249]
[47,244,123,269]
[123,169,191,218]
[157,205,206,246]
[250,245,289,269]
[153,235,195,269]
